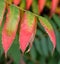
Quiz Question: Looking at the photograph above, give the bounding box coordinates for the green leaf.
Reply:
[58,60,60,64]
[30,45,37,61]
[0,34,3,58]
[0,28,3,57]
[8,34,21,64]
[6,5,20,34]
[47,37,53,54]
[20,0,26,9]
[35,29,46,55]
[37,21,46,33]
[34,38,43,55]
[39,56,46,64]
[0,0,5,26]
[52,14,60,28]
[39,30,48,56]
[32,0,39,14]
[48,58,57,64]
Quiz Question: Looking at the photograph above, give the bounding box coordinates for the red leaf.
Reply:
[26,27,36,53]
[19,11,36,53]
[13,0,21,5]
[38,0,46,14]
[50,0,59,17]
[26,0,33,10]
[2,5,20,54]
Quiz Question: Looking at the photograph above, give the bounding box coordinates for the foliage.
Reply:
[0,0,60,64]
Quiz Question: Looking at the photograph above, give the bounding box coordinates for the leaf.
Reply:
[32,0,39,14]
[38,16,56,51]
[2,5,20,54]
[51,20,60,54]
[20,0,26,9]
[0,0,6,26]
[36,21,49,56]
[34,38,43,55]
[35,26,49,56]
[46,36,53,56]
[0,14,6,58]
[26,0,33,10]
[39,56,46,64]
[48,58,57,64]
[0,30,3,58]
[26,27,36,53]
[56,31,60,54]
[58,60,60,64]
[45,15,60,54]
[52,14,60,28]
[44,15,54,54]
[19,11,36,53]
[8,34,21,64]
[38,0,46,14]
[37,21,46,33]
[13,0,21,5]
[50,0,59,17]
[39,30,48,56]
[30,45,37,61]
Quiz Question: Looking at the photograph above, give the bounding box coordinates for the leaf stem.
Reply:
[5,0,39,18]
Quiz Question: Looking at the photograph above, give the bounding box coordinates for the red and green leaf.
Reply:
[38,0,46,14]
[0,0,6,26]
[38,16,56,51]
[2,5,20,54]
[26,0,33,10]
[19,11,36,53]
